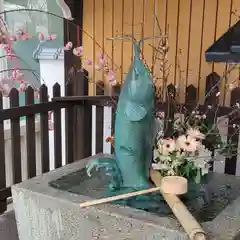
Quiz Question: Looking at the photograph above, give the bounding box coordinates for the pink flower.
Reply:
[98,52,104,60]
[98,58,105,68]
[8,53,16,60]
[95,57,105,71]
[16,35,22,40]
[107,70,115,80]
[64,41,73,50]
[11,69,24,80]
[84,57,92,65]
[21,33,29,40]
[95,65,101,71]
[48,34,57,40]
[10,36,17,41]
[18,80,26,92]
[4,45,11,53]
[107,70,117,85]
[38,32,45,41]
[73,46,83,56]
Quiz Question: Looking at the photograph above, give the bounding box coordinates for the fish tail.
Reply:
[86,156,123,190]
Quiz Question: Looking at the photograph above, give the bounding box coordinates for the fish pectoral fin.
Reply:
[125,101,147,121]
[120,146,134,155]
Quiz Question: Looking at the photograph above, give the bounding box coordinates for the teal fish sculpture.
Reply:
[86,39,156,199]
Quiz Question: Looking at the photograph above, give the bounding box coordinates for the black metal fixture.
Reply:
[205,20,240,62]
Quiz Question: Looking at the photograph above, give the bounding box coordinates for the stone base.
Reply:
[12,154,240,240]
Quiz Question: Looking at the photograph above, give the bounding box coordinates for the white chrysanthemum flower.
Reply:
[153,148,160,162]
[187,128,205,140]
[167,168,176,176]
[176,135,198,152]
[159,155,172,163]
[194,157,210,175]
[152,162,169,170]
[194,145,212,175]
[158,138,176,155]
[198,145,212,159]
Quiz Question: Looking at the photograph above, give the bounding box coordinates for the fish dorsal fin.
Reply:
[125,101,147,121]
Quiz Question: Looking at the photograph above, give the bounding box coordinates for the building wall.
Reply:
[82,0,240,104]
[4,0,64,88]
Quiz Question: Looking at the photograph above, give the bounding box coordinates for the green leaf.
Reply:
[195,168,201,184]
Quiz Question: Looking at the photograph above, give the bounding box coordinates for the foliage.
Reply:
[153,101,239,182]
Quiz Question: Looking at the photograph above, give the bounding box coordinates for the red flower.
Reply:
[106,136,114,143]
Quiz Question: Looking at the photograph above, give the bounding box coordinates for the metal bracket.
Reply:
[56,0,74,20]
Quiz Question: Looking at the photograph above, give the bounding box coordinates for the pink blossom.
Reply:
[3,45,16,60]
[98,52,104,60]
[10,36,17,41]
[8,53,16,60]
[15,29,24,40]
[16,35,22,40]
[18,80,26,92]
[107,70,117,85]
[48,34,57,41]
[95,65,101,71]
[98,58,105,68]
[84,57,92,65]
[73,46,83,56]
[96,53,105,68]
[4,45,11,53]
[109,79,117,86]
[11,69,24,80]
[107,70,115,80]
[64,41,73,50]
[21,33,29,40]
[38,32,45,41]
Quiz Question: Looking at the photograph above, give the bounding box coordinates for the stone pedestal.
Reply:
[12,154,240,240]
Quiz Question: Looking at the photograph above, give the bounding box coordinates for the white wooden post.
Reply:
[37,48,66,169]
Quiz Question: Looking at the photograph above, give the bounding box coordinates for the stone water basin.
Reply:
[12,154,240,240]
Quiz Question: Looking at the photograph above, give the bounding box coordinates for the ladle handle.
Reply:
[150,170,207,240]
[79,186,161,208]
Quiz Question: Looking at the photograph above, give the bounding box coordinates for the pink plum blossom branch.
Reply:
[0,8,123,98]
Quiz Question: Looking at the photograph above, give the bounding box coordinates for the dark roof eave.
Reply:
[205,20,240,63]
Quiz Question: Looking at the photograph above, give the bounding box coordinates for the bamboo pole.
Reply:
[79,170,207,239]
[150,170,207,240]
[79,186,162,208]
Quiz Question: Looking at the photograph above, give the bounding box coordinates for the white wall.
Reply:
[39,58,66,169]
[91,105,112,155]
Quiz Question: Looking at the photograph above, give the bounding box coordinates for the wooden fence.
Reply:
[96,71,240,176]
[0,70,92,214]
[0,69,239,215]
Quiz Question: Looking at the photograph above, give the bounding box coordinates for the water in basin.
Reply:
[49,168,240,223]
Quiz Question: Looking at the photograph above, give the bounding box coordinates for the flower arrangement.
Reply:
[153,128,211,183]
[153,110,237,184]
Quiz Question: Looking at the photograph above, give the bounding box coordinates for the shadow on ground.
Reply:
[0,208,19,240]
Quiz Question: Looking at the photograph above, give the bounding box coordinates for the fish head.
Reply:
[126,66,155,103]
